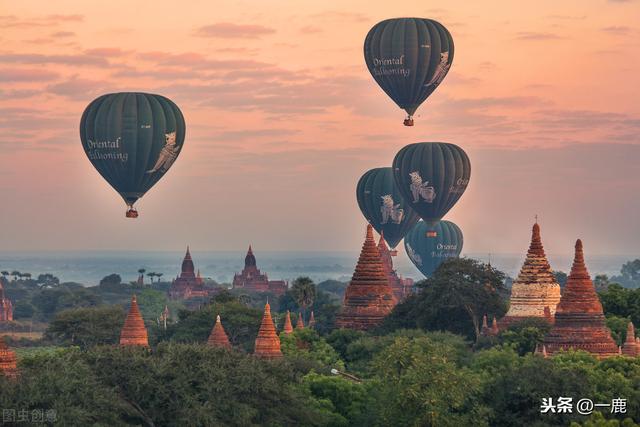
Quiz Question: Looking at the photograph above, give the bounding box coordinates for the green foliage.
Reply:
[280,328,344,369]
[165,296,262,351]
[498,318,552,355]
[45,305,125,349]
[611,259,640,288]
[382,258,507,340]
[317,279,347,301]
[290,276,316,311]
[554,270,568,288]
[600,284,640,327]
[606,315,633,346]
[279,281,341,335]
[98,273,123,290]
[325,328,366,361]
[30,284,101,321]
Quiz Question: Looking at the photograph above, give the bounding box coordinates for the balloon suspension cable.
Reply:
[403,115,414,127]
[126,204,139,219]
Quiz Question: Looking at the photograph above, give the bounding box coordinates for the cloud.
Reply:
[46,76,111,101]
[193,23,275,39]
[299,25,323,34]
[601,26,632,35]
[51,31,75,38]
[0,68,59,82]
[0,52,109,66]
[516,32,565,40]
[0,14,83,28]
[310,11,369,22]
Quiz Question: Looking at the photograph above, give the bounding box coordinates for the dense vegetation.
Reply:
[1,258,640,426]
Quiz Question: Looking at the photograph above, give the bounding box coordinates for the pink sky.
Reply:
[1,0,639,257]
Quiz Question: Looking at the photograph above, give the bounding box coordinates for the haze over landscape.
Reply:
[1,0,639,258]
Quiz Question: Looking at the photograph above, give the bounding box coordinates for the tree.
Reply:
[554,270,568,288]
[498,318,552,355]
[156,273,164,282]
[612,259,640,288]
[37,273,60,288]
[382,258,507,341]
[594,274,610,292]
[10,270,20,281]
[147,272,156,283]
[45,305,126,348]
[290,277,316,315]
[99,273,123,290]
[280,328,344,368]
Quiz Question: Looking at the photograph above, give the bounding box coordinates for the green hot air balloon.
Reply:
[404,220,463,277]
[393,142,470,224]
[364,18,454,126]
[80,93,186,218]
[356,167,420,248]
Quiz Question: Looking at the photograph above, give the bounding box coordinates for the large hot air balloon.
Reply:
[364,18,454,126]
[356,167,419,248]
[80,93,186,218]
[393,142,470,224]
[404,220,463,277]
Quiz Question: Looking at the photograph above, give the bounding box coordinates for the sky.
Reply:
[1,0,639,258]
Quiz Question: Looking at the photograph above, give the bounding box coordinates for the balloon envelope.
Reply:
[80,92,186,210]
[356,167,419,248]
[364,18,454,120]
[404,220,463,277]
[393,142,470,224]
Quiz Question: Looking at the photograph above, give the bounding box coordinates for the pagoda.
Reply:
[377,233,413,302]
[542,240,618,358]
[0,277,14,322]
[336,224,396,330]
[207,315,232,349]
[621,322,639,357]
[232,246,288,295]
[296,312,305,329]
[308,311,316,329]
[120,295,149,347]
[254,302,282,359]
[480,314,499,336]
[500,222,561,329]
[0,336,18,378]
[168,247,211,300]
[282,311,294,334]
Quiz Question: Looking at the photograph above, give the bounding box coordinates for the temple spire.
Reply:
[120,295,149,347]
[622,321,639,357]
[254,302,282,359]
[336,224,395,330]
[0,336,18,378]
[308,311,316,329]
[283,310,293,334]
[542,239,618,358]
[296,312,305,329]
[208,315,231,349]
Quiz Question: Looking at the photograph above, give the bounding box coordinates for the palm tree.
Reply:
[147,272,157,283]
[138,268,146,285]
[156,273,164,283]
[290,277,316,316]
[11,271,20,281]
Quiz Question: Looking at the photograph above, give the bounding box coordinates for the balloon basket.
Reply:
[126,208,139,219]
[403,118,414,126]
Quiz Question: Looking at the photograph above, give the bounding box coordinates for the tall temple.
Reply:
[0,277,14,322]
[377,233,413,302]
[500,222,561,329]
[232,246,287,295]
[120,295,149,347]
[336,224,396,331]
[621,322,639,357]
[541,240,618,358]
[168,247,212,300]
[254,302,282,359]
[0,336,18,378]
[207,315,232,349]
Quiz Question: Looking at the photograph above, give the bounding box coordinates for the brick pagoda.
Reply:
[500,222,561,329]
[169,247,212,300]
[336,224,396,330]
[296,312,305,330]
[542,240,618,358]
[254,302,282,359]
[621,322,639,357]
[232,246,287,295]
[0,277,14,322]
[282,311,294,334]
[0,336,17,378]
[120,295,149,347]
[377,233,413,302]
[207,315,232,349]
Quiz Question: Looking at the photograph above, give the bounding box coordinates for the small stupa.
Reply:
[207,315,231,349]
[296,312,305,330]
[308,311,316,329]
[120,295,149,347]
[621,322,639,357]
[0,336,18,378]
[282,310,294,334]
[254,302,282,359]
[500,222,561,329]
[542,240,618,358]
[335,224,395,330]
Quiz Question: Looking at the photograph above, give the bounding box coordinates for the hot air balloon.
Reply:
[80,93,186,218]
[364,18,454,126]
[393,142,470,224]
[356,167,419,248]
[404,220,463,277]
